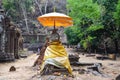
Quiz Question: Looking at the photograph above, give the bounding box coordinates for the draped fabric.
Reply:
[40,41,72,74]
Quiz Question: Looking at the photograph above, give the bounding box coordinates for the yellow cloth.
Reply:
[40,41,72,74]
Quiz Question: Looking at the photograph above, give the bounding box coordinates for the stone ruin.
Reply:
[0,9,23,61]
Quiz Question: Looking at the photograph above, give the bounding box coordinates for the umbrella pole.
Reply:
[54,20,55,30]
[54,25,55,30]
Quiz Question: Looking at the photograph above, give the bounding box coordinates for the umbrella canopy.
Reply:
[37,12,73,28]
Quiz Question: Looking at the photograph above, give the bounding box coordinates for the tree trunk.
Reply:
[19,0,29,33]
[34,0,43,15]
[44,0,48,14]
[114,39,119,54]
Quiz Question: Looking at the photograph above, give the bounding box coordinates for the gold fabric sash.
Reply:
[40,41,72,74]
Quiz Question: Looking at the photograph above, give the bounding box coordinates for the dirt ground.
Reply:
[0,51,38,80]
[0,48,120,80]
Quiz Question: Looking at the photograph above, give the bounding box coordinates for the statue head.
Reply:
[51,29,58,34]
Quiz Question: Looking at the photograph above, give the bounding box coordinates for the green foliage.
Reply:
[65,0,120,52]
[114,0,120,26]
[80,36,96,50]
[67,0,101,26]
[87,24,103,32]
[65,27,80,44]
[65,0,102,47]
[3,0,18,18]
[99,0,120,40]
[2,0,33,22]
[113,0,120,39]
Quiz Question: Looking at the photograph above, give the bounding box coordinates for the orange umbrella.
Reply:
[37,12,73,29]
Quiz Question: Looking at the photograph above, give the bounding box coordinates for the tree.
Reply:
[3,0,34,33]
[95,0,119,53]
[65,0,103,50]
[66,0,120,53]
[113,0,120,53]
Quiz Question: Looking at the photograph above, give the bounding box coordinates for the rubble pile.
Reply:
[69,54,79,62]
[40,64,69,76]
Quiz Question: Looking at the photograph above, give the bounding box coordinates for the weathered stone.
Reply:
[116,74,120,80]
[9,66,16,72]
[69,54,79,63]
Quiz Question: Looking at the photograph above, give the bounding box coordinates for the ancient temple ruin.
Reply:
[0,0,68,61]
[0,8,22,61]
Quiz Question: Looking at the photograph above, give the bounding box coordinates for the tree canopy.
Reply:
[65,0,120,52]
[65,0,103,49]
